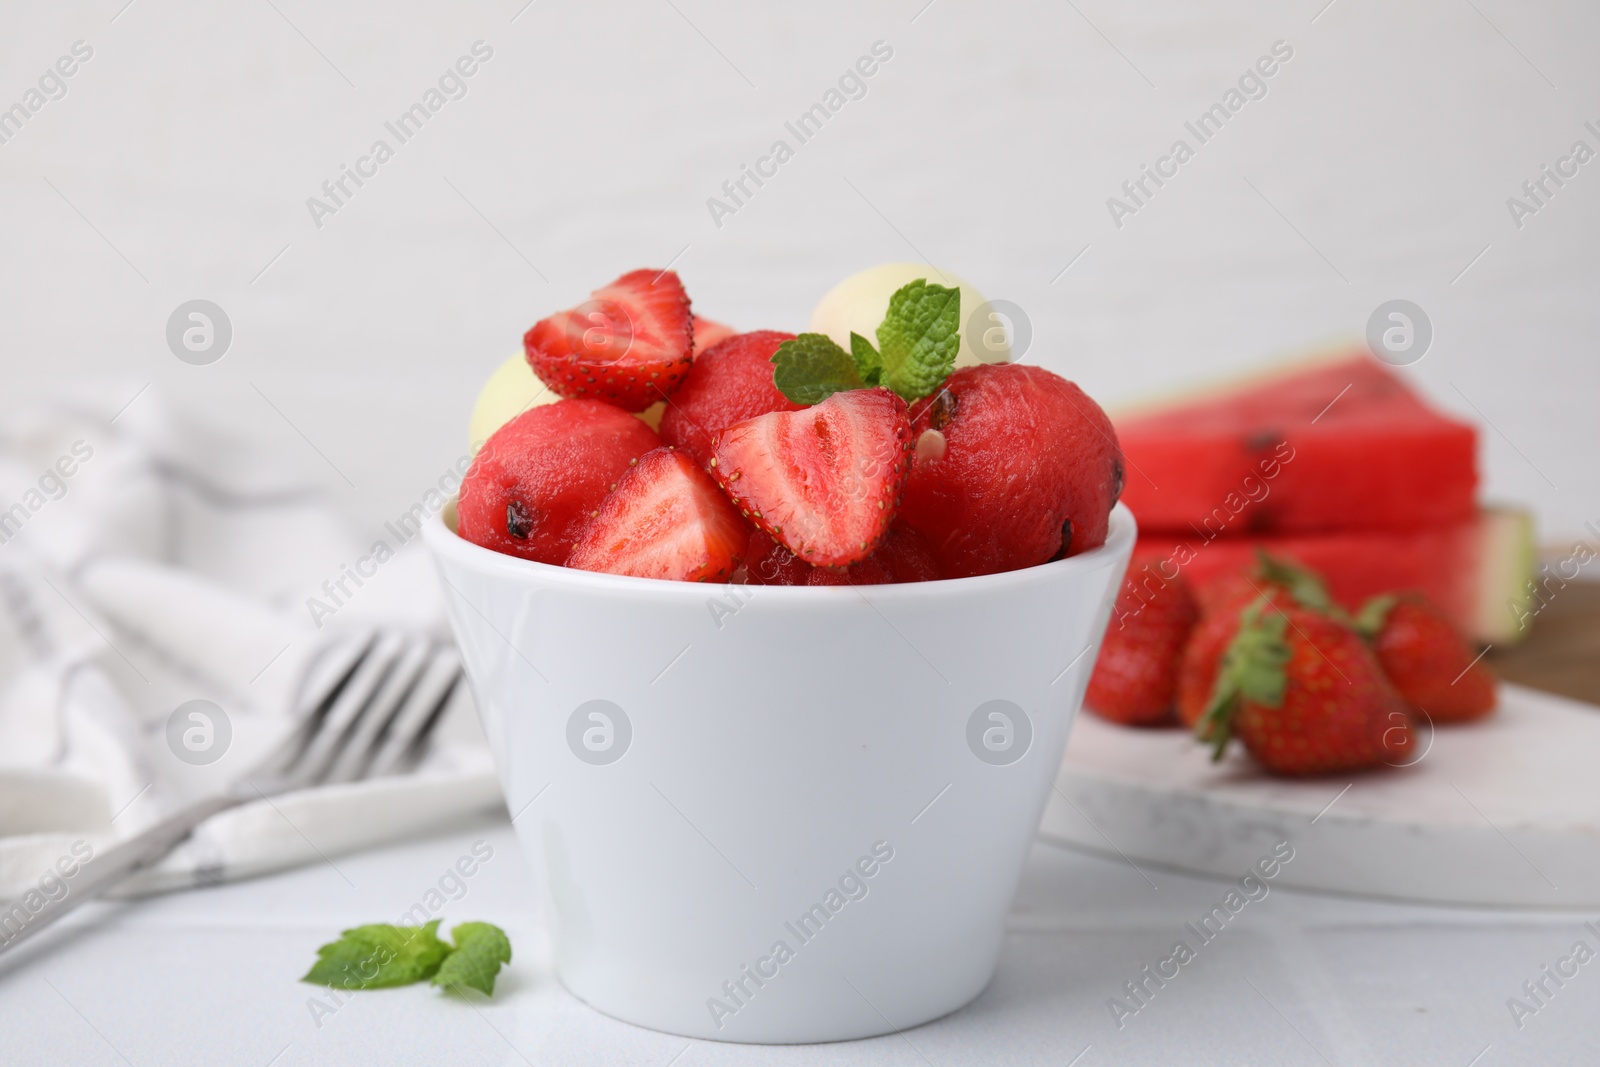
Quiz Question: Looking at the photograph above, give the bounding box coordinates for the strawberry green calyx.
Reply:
[1254,550,1335,613]
[772,278,960,405]
[1352,592,1400,639]
[1195,599,1291,761]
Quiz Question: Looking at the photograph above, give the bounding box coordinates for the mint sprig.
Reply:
[301,919,512,996]
[772,278,960,404]
[849,332,882,385]
[875,278,961,401]
[431,922,514,996]
[301,920,452,990]
[771,333,867,404]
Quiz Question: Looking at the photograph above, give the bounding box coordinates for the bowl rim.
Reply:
[424,499,1136,602]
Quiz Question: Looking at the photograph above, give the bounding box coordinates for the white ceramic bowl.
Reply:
[424,503,1135,1043]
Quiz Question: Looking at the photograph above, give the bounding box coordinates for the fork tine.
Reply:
[293,631,375,719]
[399,659,463,766]
[320,636,432,785]
[364,646,463,779]
[245,631,374,791]
[278,633,409,791]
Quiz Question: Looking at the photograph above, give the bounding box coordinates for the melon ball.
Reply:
[469,354,558,452]
[808,262,1011,369]
[469,355,665,451]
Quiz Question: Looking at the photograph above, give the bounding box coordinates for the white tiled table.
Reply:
[2,815,1592,1066]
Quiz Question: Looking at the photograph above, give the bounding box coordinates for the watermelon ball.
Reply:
[459,399,661,564]
[658,331,804,469]
[899,364,1121,578]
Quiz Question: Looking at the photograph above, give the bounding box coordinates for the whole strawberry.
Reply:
[1177,600,1249,730]
[1180,553,1334,731]
[1086,571,1199,726]
[1357,593,1496,722]
[1189,598,1416,776]
[1193,550,1344,621]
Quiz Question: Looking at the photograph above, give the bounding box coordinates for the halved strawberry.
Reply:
[567,448,749,582]
[692,316,737,355]
[713,388,913,569]
[659,331,803,468]
[524,270,694,412]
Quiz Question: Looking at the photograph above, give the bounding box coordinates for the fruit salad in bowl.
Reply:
[424,265,1133,1042]
[457,267,1121,583]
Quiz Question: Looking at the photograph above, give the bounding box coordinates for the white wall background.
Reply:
[2,0,1596,544]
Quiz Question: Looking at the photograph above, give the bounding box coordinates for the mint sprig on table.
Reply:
[430,922,513,995]
[301,919,512,996]
[771,278,961,404]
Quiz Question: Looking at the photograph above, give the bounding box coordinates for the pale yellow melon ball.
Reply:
[469,354,557,451]
[469,355,664,452]
[807,262,1011,369]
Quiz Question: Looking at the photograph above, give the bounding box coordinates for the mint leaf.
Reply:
[767,280,959,404]
[849,332,882,385]
[432,922,513,997]
[301,920,451,990]
[875,279,960,401]
[771,333,866,404]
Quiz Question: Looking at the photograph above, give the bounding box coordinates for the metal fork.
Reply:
[0,629,464,956]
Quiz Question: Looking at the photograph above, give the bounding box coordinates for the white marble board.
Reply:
[1042,683,1600,908]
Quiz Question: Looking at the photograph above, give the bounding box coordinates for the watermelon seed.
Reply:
[1245,429,1283,452]
[506,500,534,540]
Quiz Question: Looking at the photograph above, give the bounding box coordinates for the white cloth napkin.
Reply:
[0,387,500,899]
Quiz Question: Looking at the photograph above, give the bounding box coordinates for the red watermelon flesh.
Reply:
[1128,507,1534,643]
[1114,351,1477,534]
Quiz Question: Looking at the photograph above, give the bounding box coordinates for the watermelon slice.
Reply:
[1114,351,1477,534]
[1130,507,1536,644]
